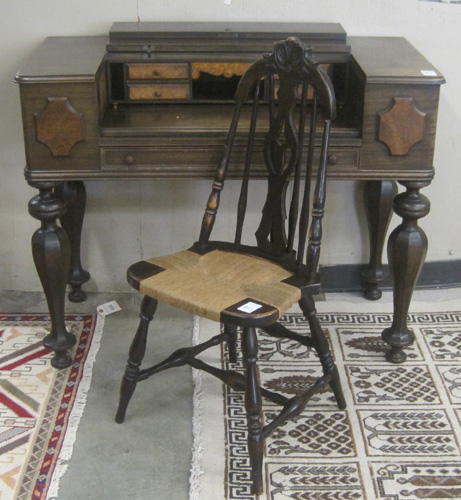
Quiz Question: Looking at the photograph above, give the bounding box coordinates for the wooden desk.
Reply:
[15,23,444,368]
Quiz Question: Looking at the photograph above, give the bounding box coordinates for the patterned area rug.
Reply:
[0,313,103,500]
[191,303,461,499]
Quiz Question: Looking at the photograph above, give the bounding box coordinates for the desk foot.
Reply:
[362,180,397,301]
[29,182,76,369]
[56,181,91,303]
[363,283,382,302]
[381,326,414,364]
[44,334,75,369]
[383,180,430,363]
[68,285,89,303]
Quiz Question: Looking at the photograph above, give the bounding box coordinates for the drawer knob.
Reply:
[328,155,338,165]
[155,91,162,98]
[153,70,160,77]
[124,155,135,166]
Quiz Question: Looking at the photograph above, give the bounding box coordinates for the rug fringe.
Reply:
[189,315,204,500]
[46,313,105,500]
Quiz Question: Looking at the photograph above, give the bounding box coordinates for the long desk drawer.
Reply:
[100,145,361,177]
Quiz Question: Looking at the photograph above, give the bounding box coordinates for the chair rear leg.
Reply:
[241,326,264,495]
[299,296,346,410]
[116,296,158,423]
[224,323,238,363]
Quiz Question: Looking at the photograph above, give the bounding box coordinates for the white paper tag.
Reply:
[97,300,121,316]
[421,70,437,76]
[237,301,263,313]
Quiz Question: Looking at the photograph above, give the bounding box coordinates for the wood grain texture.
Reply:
[128,63,188,80]
[378,97,426,156]
[35,98,84,156]
[128,84,189,100]
[191,62,250,79]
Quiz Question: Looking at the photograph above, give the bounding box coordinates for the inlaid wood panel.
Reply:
[378,97,426,156]
[34,97,84,156]
[191,62,251,79]
[128,63,188,80]
[128,84,189,100]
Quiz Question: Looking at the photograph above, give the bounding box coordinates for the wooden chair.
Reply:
[116,37,346,496]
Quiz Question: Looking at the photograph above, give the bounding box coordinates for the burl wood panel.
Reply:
[378,97,426,156]
[128,84,189,100]
[191,62,251,79]
[128,63,189,80]
[20,80,101,175]
[34,97,84,156]
[355,78,440,177]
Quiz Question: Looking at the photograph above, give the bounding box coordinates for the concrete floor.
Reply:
[2,287,460,499]
[1,291,194,500]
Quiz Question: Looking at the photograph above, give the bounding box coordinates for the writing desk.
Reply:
[15,23,444,368]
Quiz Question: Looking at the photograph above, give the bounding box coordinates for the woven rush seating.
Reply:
[116,37,347,497]
[128,248,302,325]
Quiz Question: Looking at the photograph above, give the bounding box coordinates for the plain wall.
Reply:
[1,0,460,294]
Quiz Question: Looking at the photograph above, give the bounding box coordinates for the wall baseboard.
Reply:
[319,259,461,293]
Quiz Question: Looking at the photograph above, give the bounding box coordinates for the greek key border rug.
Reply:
[190,298,461,500]
[0,313,104,500]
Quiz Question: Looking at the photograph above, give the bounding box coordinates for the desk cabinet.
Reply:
[15,23,444,368]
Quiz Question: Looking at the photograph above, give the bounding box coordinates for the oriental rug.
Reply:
[0,313,104,500]
[190,297,461,500]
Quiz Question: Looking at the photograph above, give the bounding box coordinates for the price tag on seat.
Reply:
[237,301,263,313]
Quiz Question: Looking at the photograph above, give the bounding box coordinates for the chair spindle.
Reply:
[297,91,319,267]
[235,82,261,247]
[287,80,308,254]
[198,102,243,250]
[305,118,332,281]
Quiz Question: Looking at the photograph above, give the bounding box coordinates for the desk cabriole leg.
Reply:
[382,180,430,363]
[362,180,397,300]
[55,181,90,303]
[28,182,76,369]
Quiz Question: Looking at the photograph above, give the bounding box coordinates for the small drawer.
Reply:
[128,63,189,80]
[100,146,222,173]
[101,149,154,170]
[128,84,190,101]
[324,148,361,174]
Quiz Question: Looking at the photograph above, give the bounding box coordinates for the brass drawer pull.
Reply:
[124,155,135,166]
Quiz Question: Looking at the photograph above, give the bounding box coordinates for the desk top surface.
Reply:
[109,21,347,39]
[15,33,443,85]
[15,37,108,83]
[349,37,444,84]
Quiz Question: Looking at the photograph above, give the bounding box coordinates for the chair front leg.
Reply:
[223,323,238,363]
[299,296,346,410]
[116,296,158,423]
[241,326,264,495]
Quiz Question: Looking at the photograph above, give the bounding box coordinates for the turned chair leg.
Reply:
[241,326,264,495]
[299,296,346,410]
[224,323,238,363]
[116,296,158,424]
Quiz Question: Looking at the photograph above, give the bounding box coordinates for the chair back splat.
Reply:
[195,37,336,287]
[118,37,345,498]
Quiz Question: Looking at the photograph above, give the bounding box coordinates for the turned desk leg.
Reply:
[382,181,430,363]
[28,182,76,369]
[362,180,397,300]
[55,181,90,303]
